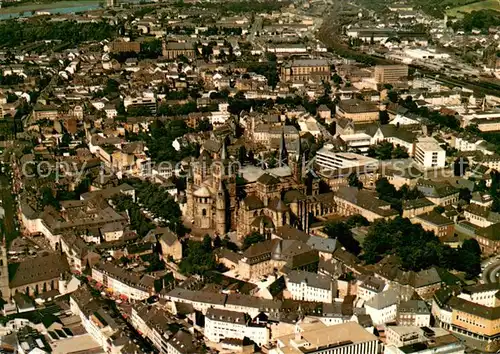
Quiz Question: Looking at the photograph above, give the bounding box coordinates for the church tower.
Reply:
[292,137,303,182]
[0,237,10,301]
[185,168,194,221]
[215,180,227,235]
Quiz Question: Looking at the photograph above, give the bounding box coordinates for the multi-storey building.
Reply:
[205,308,269,346]
[315,150,379,172]
[273,321,379,354]
[286,270,335,303]
[364,289,399,325]
[91,262,155,301]
[334,186,399,222]
[474,223,500,256]
[336,99,379,123]
[374,65,409,84]
[280,59,330,82]
[411,212,454,238]
[397,300,431,327]
[162,41,195,60]
[414,137,446,169]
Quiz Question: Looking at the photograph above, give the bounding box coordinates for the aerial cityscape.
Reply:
[0,0,497,352]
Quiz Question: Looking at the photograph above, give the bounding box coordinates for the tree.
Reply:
[324,221,361,255]
[238,146,247,164]
[347,172,363,189]
[242,232,266,250]
[393,145,409,158]
[387,90,398,103]
[345,214,369,228]
[459,188,472,203]
[461,238,481,256]
[40,187,60,210]
[379,110,390,125]
[179,240,218,275]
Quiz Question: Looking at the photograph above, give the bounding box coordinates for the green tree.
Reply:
[242,232,266,250]
[347,172,363,189]
[379,110,390,125]
[324,221,361,255]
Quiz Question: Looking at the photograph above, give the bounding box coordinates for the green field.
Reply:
[446,0,500,17]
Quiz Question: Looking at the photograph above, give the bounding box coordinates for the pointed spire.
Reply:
[296,137,302,162]
[278,130,288,167]
[221,139,228,161]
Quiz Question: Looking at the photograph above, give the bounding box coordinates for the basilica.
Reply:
[185,133,337,240]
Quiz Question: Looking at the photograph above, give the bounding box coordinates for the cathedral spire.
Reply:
[221,139,228,161]
[278,130,288,167]
[296,136,302,162]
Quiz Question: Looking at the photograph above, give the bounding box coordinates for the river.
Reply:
[0,0,142,20]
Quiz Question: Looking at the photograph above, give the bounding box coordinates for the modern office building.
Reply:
[374,65,409,84]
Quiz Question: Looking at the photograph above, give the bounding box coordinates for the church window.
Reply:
[202,209,207,216]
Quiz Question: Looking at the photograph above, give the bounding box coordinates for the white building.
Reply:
[315,149,379,171]
[272,321,379,354]
[205,308,269,347]
[286,270,335,303]
[91,263,153,301]
[339,133,372,153]
[364,289,399,325]
[70,288,125,354]
[457,283,499,307]
[454,136,485,152]
[414,137,446,169]
[357,276,387,302]
[130,304,170,353]
[385,326,455,349]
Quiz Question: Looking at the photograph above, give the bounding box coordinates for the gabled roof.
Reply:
[257,173,280,185]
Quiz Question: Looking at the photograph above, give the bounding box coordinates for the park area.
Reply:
[446,0,500,17]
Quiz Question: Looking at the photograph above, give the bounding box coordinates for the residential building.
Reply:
[458,283,500,307]
[385,330,465,354]
[357,276,387,302]
[70,286,127,353]
[463,203,500,228]
[416,179,459,206]
[411,212,454,238]
[286,270,335,303]
[364,289,399,325]
[167,330,203,354]
[385,326,451,348]
[474,223,500,256]
[402,198,435,218]
[205,308,269,346]
[397,300,431,327]
[123,95,157,114]
[336,99,379,123]
[130,304,171,353]
[448,296,500,345]
[91,262,155,300]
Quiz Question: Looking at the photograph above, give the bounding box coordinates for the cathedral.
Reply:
[185,133,337,240]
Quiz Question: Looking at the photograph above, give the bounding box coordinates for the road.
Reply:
[481,257,500,284]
